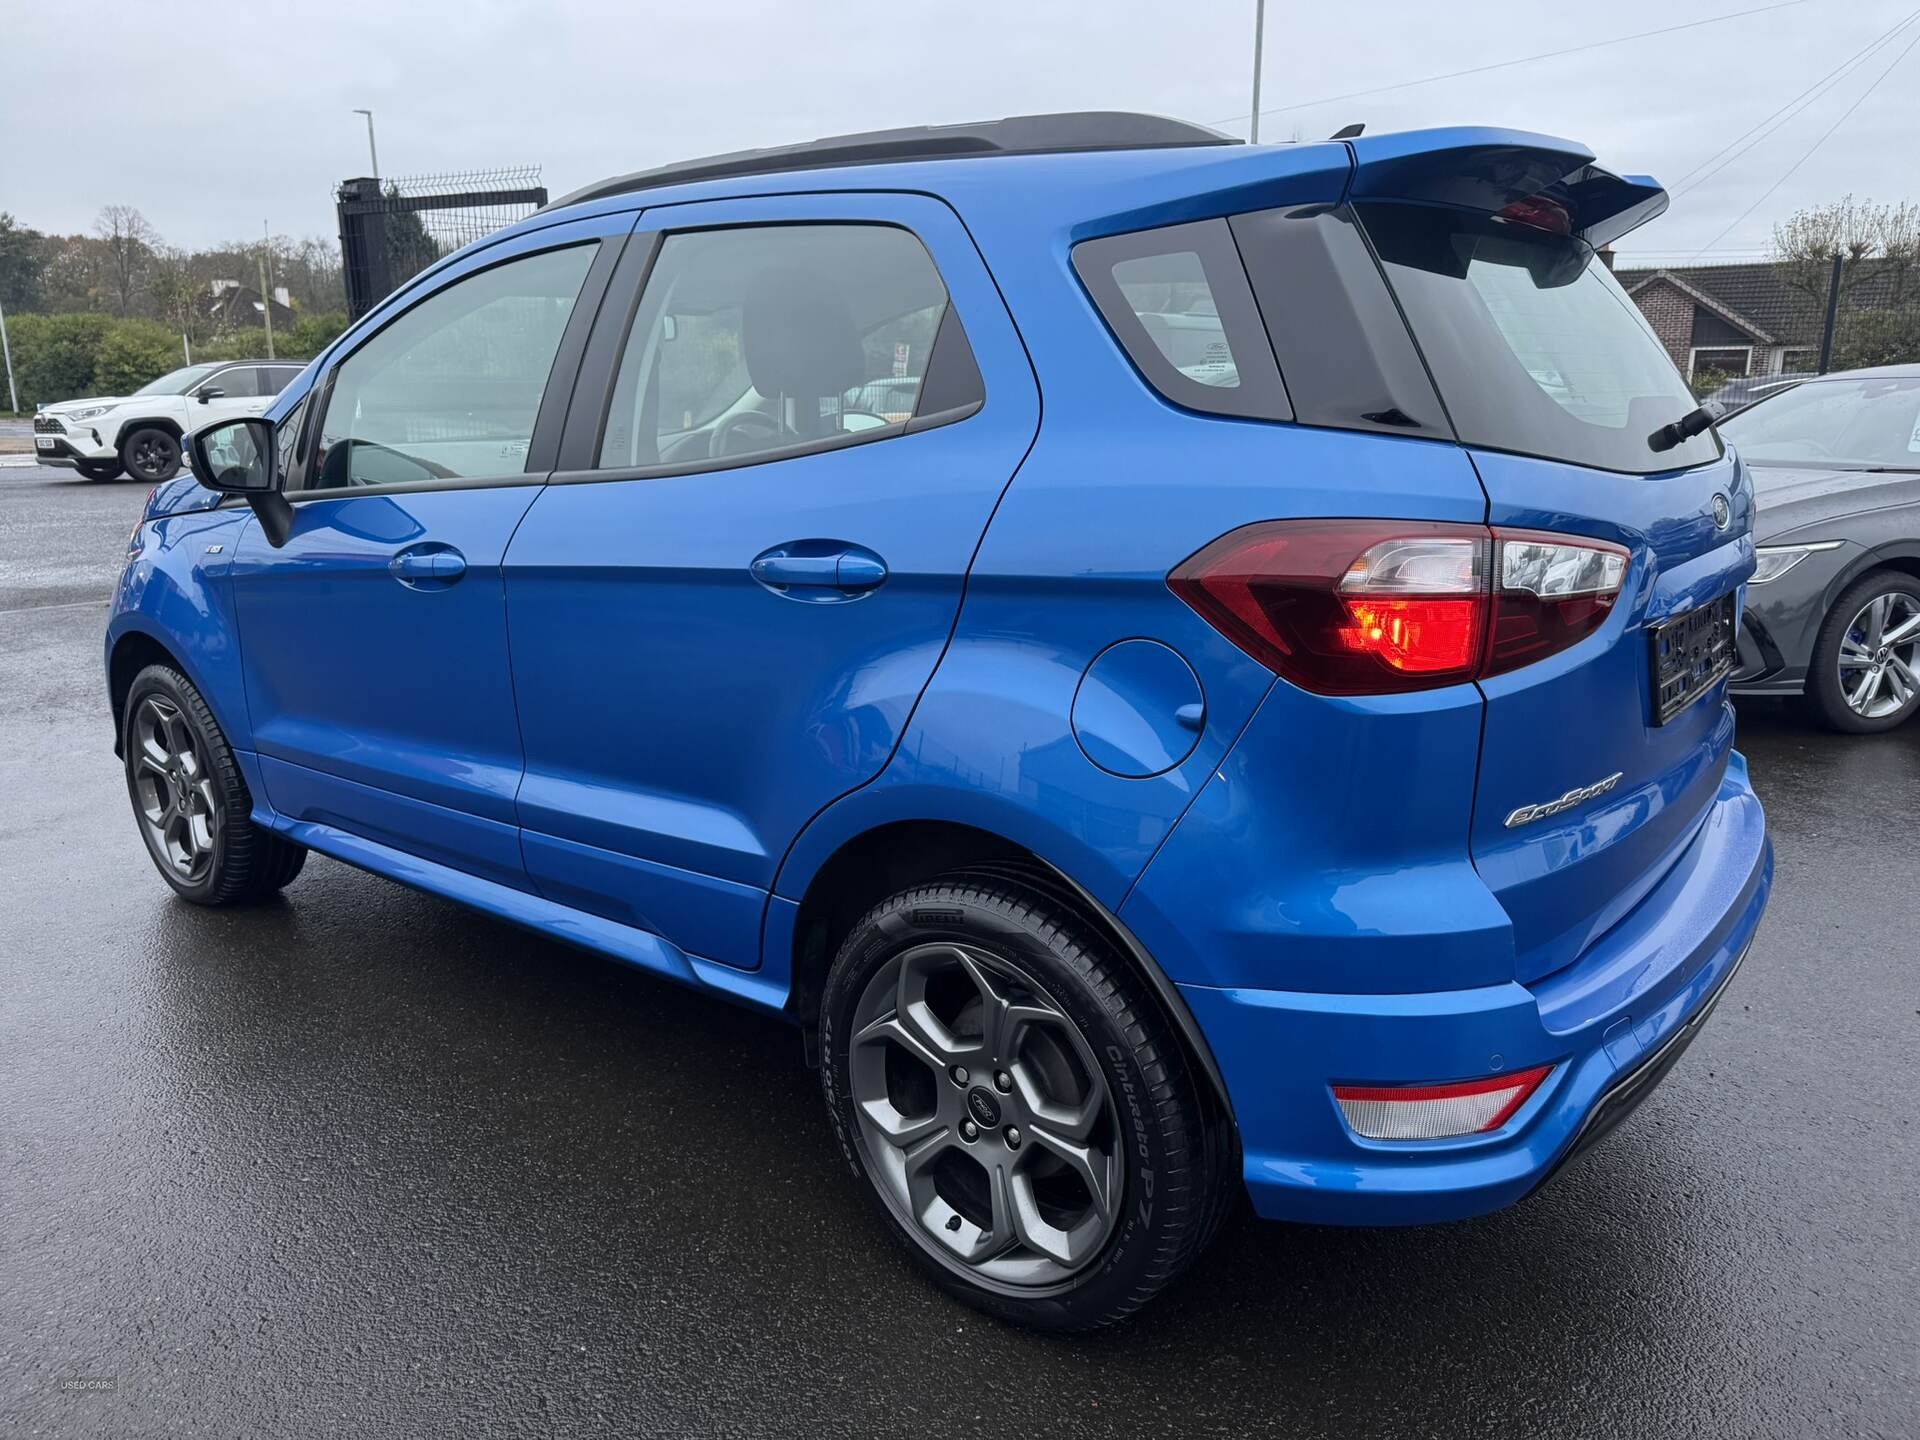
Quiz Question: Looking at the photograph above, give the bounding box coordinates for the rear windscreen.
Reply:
[1357,201,1721,475]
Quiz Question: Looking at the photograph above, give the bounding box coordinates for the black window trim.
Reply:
[548,217,984,491]
[286,233,626,500]
[1072,217,1292,423]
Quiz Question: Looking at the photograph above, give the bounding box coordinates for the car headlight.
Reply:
[1750,540,1843,585]
[65,405,113,422]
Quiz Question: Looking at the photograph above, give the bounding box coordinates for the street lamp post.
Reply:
[353,108,380,178]
[1249,0,1267,144]
[0,296,18,414]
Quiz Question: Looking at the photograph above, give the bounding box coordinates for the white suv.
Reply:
[32,360,303,482]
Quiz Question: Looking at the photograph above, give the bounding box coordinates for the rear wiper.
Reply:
[1648,401,1725,454]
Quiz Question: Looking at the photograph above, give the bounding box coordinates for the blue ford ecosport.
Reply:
[108,114,1773,1331]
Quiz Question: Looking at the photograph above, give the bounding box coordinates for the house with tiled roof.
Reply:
[1613,257,1910,382]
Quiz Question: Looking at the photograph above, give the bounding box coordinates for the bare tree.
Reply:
[1771,196,1920,312]
[148,245,205,345]
[94,205,159,317]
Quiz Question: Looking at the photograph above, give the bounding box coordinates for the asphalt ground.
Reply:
[2,461,1916,1438]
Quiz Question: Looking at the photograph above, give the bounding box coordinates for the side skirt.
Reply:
[262,810,794,1016]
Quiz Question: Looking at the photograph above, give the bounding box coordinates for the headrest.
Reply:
[741,266,864,399]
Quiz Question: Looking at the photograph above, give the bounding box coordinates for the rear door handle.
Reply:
[389,545,467,589]
[751,543,888,599]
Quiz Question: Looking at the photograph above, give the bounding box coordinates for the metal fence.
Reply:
[335,166,548,320]
[1614,253,1920,403]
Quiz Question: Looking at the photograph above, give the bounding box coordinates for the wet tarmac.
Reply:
[3,463,1917,1437]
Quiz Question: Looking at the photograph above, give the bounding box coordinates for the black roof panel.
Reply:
[548,111,1238,211]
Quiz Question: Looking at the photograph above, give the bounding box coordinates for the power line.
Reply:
[1672,8,1920,194]
[1688,20,1920,258]
[1208,0,1811,130]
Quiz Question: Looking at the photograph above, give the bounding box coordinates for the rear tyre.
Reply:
[1803,569,1920,734]
[819,872,1228,1331]
[122,663,307,905]
[74,459,125,481]
[120,426,181,483]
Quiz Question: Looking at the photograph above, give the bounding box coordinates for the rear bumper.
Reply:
[1178,758,1771,1226]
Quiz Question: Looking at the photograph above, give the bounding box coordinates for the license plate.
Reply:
[1650,594,1736,725]
[35,436,54,450]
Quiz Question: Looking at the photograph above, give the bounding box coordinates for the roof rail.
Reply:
[545,112,1238,211]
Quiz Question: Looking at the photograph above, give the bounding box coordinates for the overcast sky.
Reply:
[4,0,1916,263]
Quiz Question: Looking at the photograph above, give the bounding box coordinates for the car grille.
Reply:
[33,416,67,435]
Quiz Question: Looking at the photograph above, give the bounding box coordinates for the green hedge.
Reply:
[3,312,348,413]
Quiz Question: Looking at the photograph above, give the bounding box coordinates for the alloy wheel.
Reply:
[127,434,176,481]
[130,695,218,881]
[847,941,1124,1293]
[1837,589,1920,720]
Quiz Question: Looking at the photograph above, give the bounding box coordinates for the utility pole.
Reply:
[1816,252,1844,374]
[0,296,18,414]
[1248,0,1266,143]
[353,108,380,178]
[258,225,277,361]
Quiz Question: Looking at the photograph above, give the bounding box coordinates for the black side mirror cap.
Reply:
[196,387,225,404]
[187,417,294,546]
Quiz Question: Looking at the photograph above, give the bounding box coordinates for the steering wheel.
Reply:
[708,410,798,459]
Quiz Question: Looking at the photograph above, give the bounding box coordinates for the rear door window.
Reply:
[1357,201,1720,474]
[596,223,981,474]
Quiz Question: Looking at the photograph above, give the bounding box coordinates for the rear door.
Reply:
[502,193,1040,969]
[1350,147,1754,982]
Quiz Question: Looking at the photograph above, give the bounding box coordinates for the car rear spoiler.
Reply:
[1344,126,1668,251]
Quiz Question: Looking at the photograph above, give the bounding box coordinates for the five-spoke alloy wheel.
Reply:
[820,874,1232,1331]
[847,940,1123,1287]
[130,694,220,883]
[121,663,307,904]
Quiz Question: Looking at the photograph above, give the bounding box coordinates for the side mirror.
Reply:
[187,417,294,546]
[196,386,225,404]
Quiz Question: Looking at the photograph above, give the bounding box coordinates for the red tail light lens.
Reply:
[1169,520,1488,695]
[1170,520,1629,695]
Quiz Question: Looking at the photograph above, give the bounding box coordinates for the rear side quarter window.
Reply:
[1073,219,1290,422]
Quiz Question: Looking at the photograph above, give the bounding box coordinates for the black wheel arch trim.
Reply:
[1821,540,1920,616]
[116,416,186,443]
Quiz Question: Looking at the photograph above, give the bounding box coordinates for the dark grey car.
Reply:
[1723,364,1920,732]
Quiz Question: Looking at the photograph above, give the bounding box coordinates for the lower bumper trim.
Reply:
[1542,937,1749,1185]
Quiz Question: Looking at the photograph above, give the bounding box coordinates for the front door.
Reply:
[231,216,629,889]
[503,194,1041,967]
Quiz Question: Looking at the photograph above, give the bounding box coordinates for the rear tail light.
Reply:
[1333,1065,1553,1141]
[1170,520,1628,694]
[1487,528,1629,675]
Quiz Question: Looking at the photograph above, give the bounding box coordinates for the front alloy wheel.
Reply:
[130,694,219,883]
[1807,570,1920,733]
[121,663,307,904]
[121,426,182,482]
[1836,588,1920,720]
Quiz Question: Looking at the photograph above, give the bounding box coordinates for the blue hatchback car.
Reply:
[109,114,1773,1330]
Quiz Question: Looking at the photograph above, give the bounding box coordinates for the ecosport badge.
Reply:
[1504,772,1625,829]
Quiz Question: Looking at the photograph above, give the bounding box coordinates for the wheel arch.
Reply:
[116,414,186,444]
[1823,542,1920,614]
[107,626,189,756]
[784,817,1235,1125]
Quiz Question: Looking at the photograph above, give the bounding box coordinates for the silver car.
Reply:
[1724,364,1920,732]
